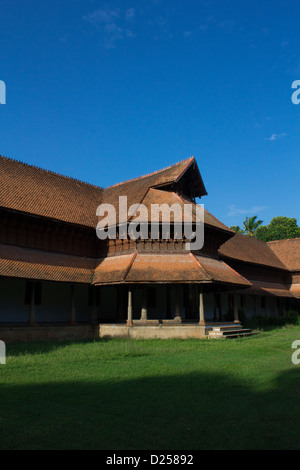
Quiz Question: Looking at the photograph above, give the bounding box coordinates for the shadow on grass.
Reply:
[6,338,108,357]
[0,368,300,450]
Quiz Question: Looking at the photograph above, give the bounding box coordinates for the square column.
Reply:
[174,285,182,323]
[199,288,205,325]
[127,286,133,326]
[140,285,148,322]
[234,294,240,324]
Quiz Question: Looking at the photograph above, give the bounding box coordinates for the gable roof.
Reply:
[267,238,300,272]
[0,155,207,229]
[219,233,288,270]
[0,155,103,227]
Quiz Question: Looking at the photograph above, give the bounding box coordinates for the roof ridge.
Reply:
[0,154,104,191]
[267,238,300,244]
[106,156,195,189]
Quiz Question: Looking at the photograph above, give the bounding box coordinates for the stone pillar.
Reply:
[140,285,148,322]
[199,288,205,325]
[70,284,77,325]
[174,285,182,323]
[29,282,36,326]
[234,293,240,324]
[127,286,133,326]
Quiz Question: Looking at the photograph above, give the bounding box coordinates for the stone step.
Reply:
[208,327,255,339]
[212,326,243,332]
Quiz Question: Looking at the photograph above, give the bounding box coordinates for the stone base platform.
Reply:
[0,324,99,343]
[0,322,251,343]
[99,323,208,340]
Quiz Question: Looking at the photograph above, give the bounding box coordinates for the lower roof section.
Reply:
[290,284,300,299]
[238,280,295,298]
[93,252,251,287]
[0,243,95,284]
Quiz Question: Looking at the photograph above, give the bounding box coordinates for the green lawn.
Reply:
[1,326,300,450]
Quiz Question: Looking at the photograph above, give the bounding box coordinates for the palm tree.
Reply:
[242,216,263,237]
[230,225,243,234]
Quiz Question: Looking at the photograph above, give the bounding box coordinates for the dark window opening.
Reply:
[148,287,157,309]
[88,286,101,307]
[25,282,42,305]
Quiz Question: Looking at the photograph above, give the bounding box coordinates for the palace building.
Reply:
[0,155,299,342]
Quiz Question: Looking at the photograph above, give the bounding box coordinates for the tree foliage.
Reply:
[256,217,300,242]
[230,216,300,241]
[230,216,263,237]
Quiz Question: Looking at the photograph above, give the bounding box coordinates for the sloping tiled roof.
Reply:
[93,252,250,286]
[194,255,250,286]
[219,233,288,270]
[290,283,300,298]
[101,157,206,221]
[105,157,203,193]
[0,155,207,229]
[267,238,300,272]
[93,253,136,284]
[0,243,95,283]
[238,280,295,298]
[0,155,103,227]
[117,188,232,234]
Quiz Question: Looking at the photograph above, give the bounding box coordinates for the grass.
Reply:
[1,326,300,450]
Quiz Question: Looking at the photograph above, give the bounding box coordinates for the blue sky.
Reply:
[0,0,299,227]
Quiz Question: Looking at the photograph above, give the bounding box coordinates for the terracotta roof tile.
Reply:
[267,238,300,272]
[93,251,251,286]
[0,155,103,227]
[290,284,300,298]
[93,253,136,284]
[239,280,296,298]
[219,233,287,270]
[125,253,210,283]
[0,243,95,283]
[194,255,251,287]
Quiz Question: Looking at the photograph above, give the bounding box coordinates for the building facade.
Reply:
[0,155,299,341]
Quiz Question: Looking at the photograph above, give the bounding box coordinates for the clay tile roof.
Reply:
[267,238,300,272]
[0,155,103,227]
[219,233,288,270]
[102,157,207,214]
[239,280,296,298]
[93,253,136,284]
[290,284,300,298]
[93,251,251,286]
[194,255,251,287]
[125,253,210,283]
[0,243,95,283]
[106,157,196,191]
